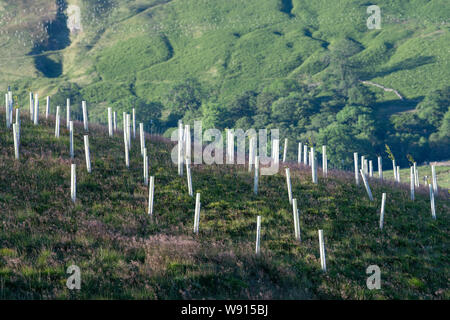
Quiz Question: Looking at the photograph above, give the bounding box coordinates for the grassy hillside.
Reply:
[384,164,450,190]
[0,110,449,299]
[1,1,449,106]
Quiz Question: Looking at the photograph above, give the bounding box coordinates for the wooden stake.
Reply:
[360,169,374,201]
[113,111,117,132]
[255,216,261,255]
[369,160,373,178]
[318,230,327,272]
[379,193,386,230]
[410,167,415,201]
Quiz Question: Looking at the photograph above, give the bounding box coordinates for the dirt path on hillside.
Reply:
[360,80,404,100]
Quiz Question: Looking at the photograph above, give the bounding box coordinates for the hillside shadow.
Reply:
[372,97,424,142]
[34,56,63,78]
[29,0,71,78]
[303,28,329,48]
[280,0,295,18]
[362,56,435,79]
[373,97,423,117]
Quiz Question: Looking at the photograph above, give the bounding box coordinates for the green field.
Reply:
[0,110,449,299]
[0,1,448,108]
[384,164,450,190]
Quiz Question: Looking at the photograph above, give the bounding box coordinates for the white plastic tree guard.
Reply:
[33,93,39,125]
[66,98,70,129]
[84,135,91,173]
[379,193,386,230]
[360,169,374,201]
[55,106,60,138]
[148,176,155,216]
[254,156,259,195]
[255,216,261,255]
[46,96,50,119]
[318,230,327,272]
[354,153,359,185]
[71,164,76,203]
[286,168,293,204]
[69,121,74,159]
[322,145,327,177]
[194,193,201,234]
[292,199,301,241]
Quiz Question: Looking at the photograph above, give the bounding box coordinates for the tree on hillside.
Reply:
[164,78,204,119]
[225,91,257,128]
[256,91,277,116]
[201,102,227,130]
[336,105,376,141]
[347,84,376,107]
[135,100,163,131]
[52,82,83,118]
[429,109,450,161]
[417,86,450,129]
[271,92,316,125]
[316,123,362,169]
[316,104,377,167]
[323,38,364,98]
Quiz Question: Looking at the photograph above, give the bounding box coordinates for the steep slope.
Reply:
[0,110,449,299]
[1,0,449,104]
